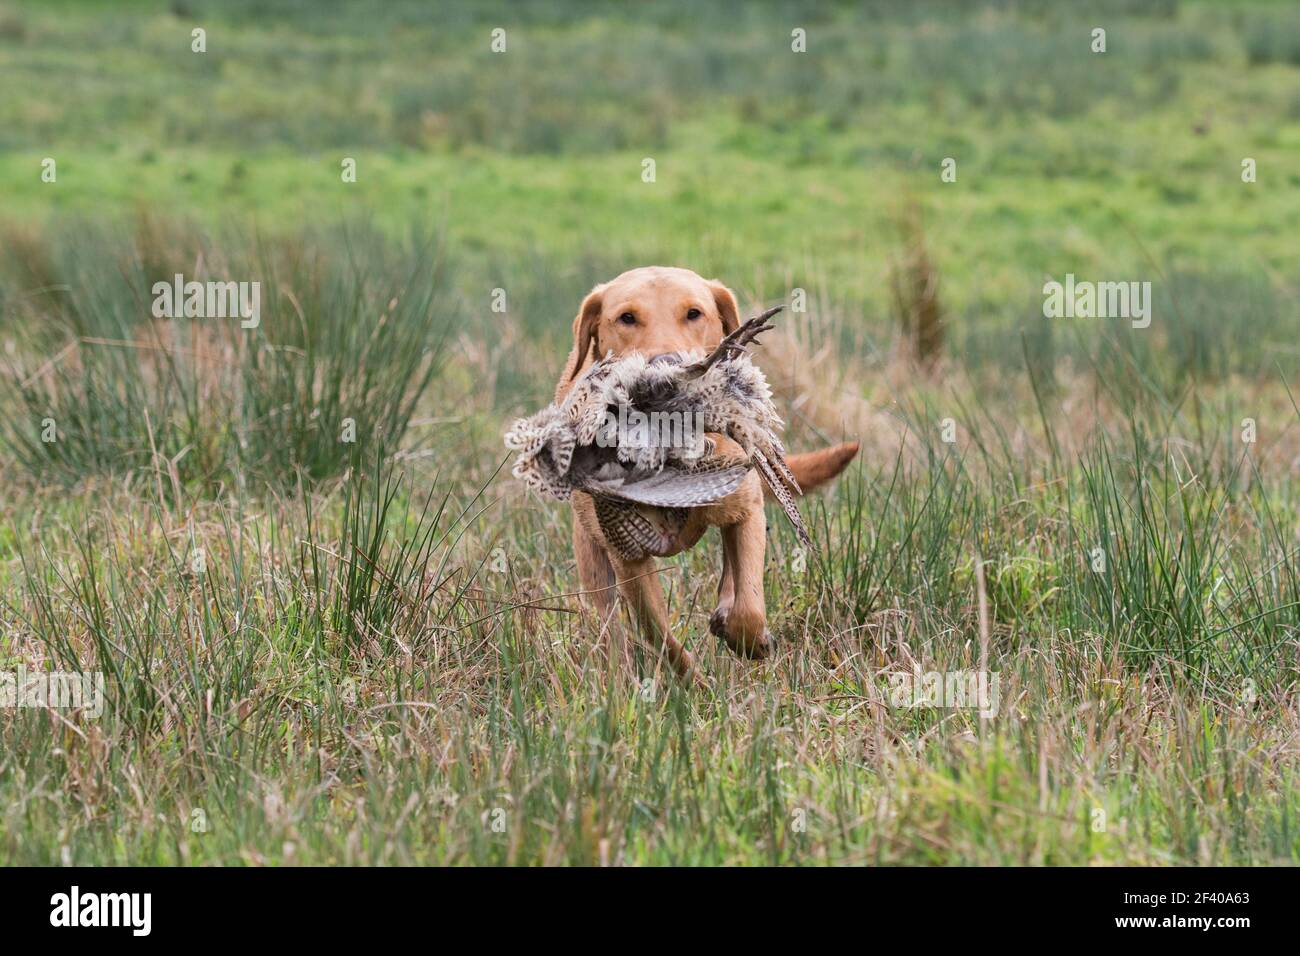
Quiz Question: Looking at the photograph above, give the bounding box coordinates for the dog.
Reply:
[555,266,859,680]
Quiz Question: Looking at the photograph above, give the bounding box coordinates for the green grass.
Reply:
[4,380,1299,864]
[2,220,451,491]
[2,0,1300,865]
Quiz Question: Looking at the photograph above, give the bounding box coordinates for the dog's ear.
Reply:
[566,285,604,382]
[708,280,741,335]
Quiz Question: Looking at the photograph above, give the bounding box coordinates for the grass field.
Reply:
[2,0,1299,865]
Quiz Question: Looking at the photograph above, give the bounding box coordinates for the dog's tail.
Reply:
[774,441,859,497]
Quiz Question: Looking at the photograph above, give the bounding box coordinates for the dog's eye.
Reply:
[618,312,636,326]
[685,308,702,320]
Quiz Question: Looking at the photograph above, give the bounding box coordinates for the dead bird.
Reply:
[506,305,812,553]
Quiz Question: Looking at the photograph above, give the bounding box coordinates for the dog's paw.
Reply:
[709,606,774,660]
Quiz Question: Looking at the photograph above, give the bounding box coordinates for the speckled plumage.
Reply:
[505,323,811,558]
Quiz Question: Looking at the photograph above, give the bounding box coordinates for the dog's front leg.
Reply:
[710,536,735,641]
[571,496,630,674]
[573,513,617,618]
[608,553,697,683]
[712,506,772,659]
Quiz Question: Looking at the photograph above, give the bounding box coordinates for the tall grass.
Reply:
[1,221,452,493]
[3,219,1299,864]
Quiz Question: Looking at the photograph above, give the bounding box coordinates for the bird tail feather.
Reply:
[773,442,859,498]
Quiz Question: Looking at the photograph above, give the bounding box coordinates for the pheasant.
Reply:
[505,306,810,559]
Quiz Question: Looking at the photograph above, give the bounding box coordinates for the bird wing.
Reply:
[585,460,750,508]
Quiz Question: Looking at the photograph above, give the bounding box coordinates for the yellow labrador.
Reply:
[555,267,858,679]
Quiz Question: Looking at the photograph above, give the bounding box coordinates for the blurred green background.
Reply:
[3,0,1297,392]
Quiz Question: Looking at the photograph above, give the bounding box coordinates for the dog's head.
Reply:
[566,266,741,379]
